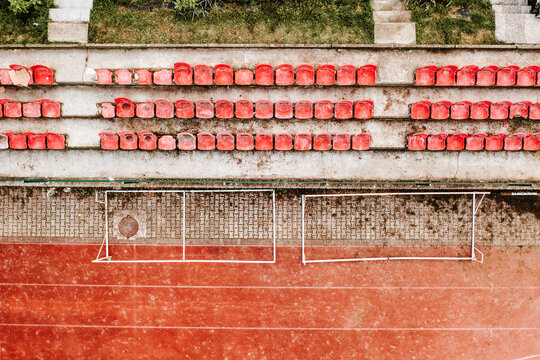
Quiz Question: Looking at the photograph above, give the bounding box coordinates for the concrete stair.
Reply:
[491,0,540,43]
[48,0,93,43]
[373,0,416,44]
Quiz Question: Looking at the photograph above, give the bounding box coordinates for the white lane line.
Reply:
[514,355,540,360]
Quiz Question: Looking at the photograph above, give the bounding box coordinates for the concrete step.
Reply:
[374,22,416,44]
[494,13,539,43]
[48,22,88,43]
[54,0,93,8]
[491,0,528,5]
[492,4,532,13]
[374,10,412,23]
[372,1,405,11]
[49,8,91,22]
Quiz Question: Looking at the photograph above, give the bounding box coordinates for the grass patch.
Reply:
[0,0,51,44]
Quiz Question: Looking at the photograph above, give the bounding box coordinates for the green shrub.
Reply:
[174,0,220,19]
[6,0,48,15]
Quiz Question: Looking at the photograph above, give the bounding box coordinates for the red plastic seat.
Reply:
[100,102,115,118]
[118,131,137,150]
[316,64,335,85]
[490,101,511,120]
[485,133,507,151]
[431,101,451,119]
[450,101,472,120]
[114,69,132,85]
[275,100,293,119]
[23,101,41,118]
[470,101,491,120]
[509,101,531,119]
[136,101,155,118]
[337,65,356,86]
[335,100,353,119]
[333,133,351,151]
[415,66,437,86]
[214,64,233,85]
[9,64,33,85]
[523,133,540,151]
[476,65,499,86]
[175,99,195,119]
[155,99,174,119]
[408,133,428,150]
[5,132,27,149]
[496,65,520,86]
[177,133,196,150]
[465,133,487,151]
[530,102,540,120]
[294,133,312,150]
[30,65,54,85]
[195,99,214,119]
[215,99,234,119]
[173,62,193,85]
[217,132,235,151]
[275,64,294,86]
[0,69,12,85]
[436,65,457,86]
[354,100,374,119]
[446,133,467,151]
[295,100,313,119]
[456,65,478,86]
[135,69,153,85]
[427,133,448,151]
[410,100,431,119]
[153,69,173,85]
[114,97,135,118]
[197,132,215,150]
[25,133,46,149]
[516,66,540,87]
[235,100,253,119]
[194,65,213,85]
[314,100,333,119]
[235,69,253,85]
[357,64,377,85]
[45,133,65,150]
[255,64,274,85]
[158,135,176,150]
[296,64,314,85]
[255,133,273,150]
[313,133,331,151]
[137,131,157,150]
[275,133,293,150]
[504,133,529,151]
[0,99,22,118]
[255,100,273,119]
[96,69,112,84]
[236,133,254,150]
[352,133,370,150]
[99,132,119,150]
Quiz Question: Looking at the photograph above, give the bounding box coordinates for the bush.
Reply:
[174,0,220,19]
[5,0,49,15]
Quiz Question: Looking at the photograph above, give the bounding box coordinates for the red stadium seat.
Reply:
[99,132,119,150]
[408,133,428,150]
[255,133,273,150]
[410,100,431,119]
[114,97,135,118]
[0,133,7,149]
[114,69,132,85]
[504,133,529,151]
[435,65,457,86]
[25,133,46,149]
[0,99,22,118]
[217,132,235,151]
[354,100,373,119]
[275,100,293,119]
[415,65,437,86]
[235,100,253,119]
[214,64,233,85]
[215,99,234,119]
[137,131,157,150]
[0,69,12,85]
[134,69,153,85]
[352,133,370,150]
[45,133,65,149]
[9,64,33,85]
[530,102,540,120]
[155,99,174,119]
[158,135,176,150]
[235,69,253,85]
[30,65,54,85]
[465,133,487,151]
[476,65,498,86]
[337,65,356,86]
[295,100,313,119]
[316,64,335,86]
[470,101,491,120]
[118,131,138,150]
[275,64,294,86]
[456,65,478,86]
[255,64,274,85]
[431,100,451,119]
[496,65,520,86]
[153,69,173,85]
[450,101,472,120]
[255,100,273,119]
[314,100,333,119]
[177,133,196,150]
[194,65,213,85]
[100,102,115,118]
[136,101,155,118]
[274,133,293,150]
[490,101,511,120]
[23,101,41,118]
[175,99,195,119]
[96,69,112,84]
[333,133,351,151]
[313,133,331,151]
[294,133,312,150]
[357,64,377,85]
[509,101,531,119]
[236,133,254,150]
[523,133,540,151]
[334,100,353,119]
[427,133,448,151]
[485,133,507,151]
[195,99,214,119]
[4,132,27,149]
[516,65,540,87]
[197,132,216,150]
[446,133,467,151]
[296,64,314,85]
[173,62,193,85]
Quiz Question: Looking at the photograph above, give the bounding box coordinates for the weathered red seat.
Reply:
[530,102,540,120]
[135,69,153,85]
[45,133,65,150]
[118,131,137,150]
[352,133,370,150]
[214,64,233,85]
[255,64,274,85]
[431,100,451,119]
[197,132,216,150]
[313,133,331,151]
[96,69,112,84]
[30,65,54,85]
[490,101,511,120]
[410,100,431,119]
[255,100,273,119]
[217,132,235,151]
[496,65,520,86]
[316,64,335,86]
[485,133,507,151]
[516,65,539,87]
[335,100,353,119]
[470,101,491,120]
[255,133,273,150]
[465,133,487,151]
[174,62,193,85]
[0,99,22,118]
[177,132,196,150]
[509,101,531,119]
[0,69,12,85]
[23,101,41,118]
[25,133,46,149]
[235,69,253,85]
[175,99,195,119]
[295,100,313,119]
[153,69,173,85]
[114,69,132,85]
[136,101,155,118]
[158,135,176,150]
[100,102,115,118]
[114,97,135,118]
[436,65,457,86]
[427,133,448,151]
[155,99,174,119]
[275,64,294,86]
[523,133,540,151]
[357,64,377,85]
[415,65,437,86]
[194,65,212,85]
[476,65,498,86]
[99,132,119,150]
[450,101,472,120]
[215,99,234,119]
[195,99,214,119]
[275,100,293,119]
[9,64,33,85]
[314,100,333,119]
[333,133,351,151]
[274,133,293,150]
[504,133,529,151]
[446,133,467,151]
[294,133,312,150]
[354,100,374,119]
[337,65,356,86]
[137,131,157,150]
[236,133,254,150]
[4,132,27,149]
[456,65,478,86]
[235,100,253,119]
[408,133,428,150]
[296,64,314,85]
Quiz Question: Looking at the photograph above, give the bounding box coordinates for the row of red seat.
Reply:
[99,131,371,151]
[408,133,539,151]
[0,65,54,85]
[0,132,65,149]
[0,99,62,118]
[101,98,374,119]
[416,65,540,86]
[410,100,539,120]
[96,64,377,86]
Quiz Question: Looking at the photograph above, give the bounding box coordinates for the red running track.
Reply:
[0,243,539,359]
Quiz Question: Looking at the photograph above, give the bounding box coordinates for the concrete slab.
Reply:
[492,4,532,13]
[54,0,93,8]
[491,0,528,5]
[372,1,405,11]
[374,22,416,44]
[48,22,88,43]
[49,8,91,22]
[373,10,412,23]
